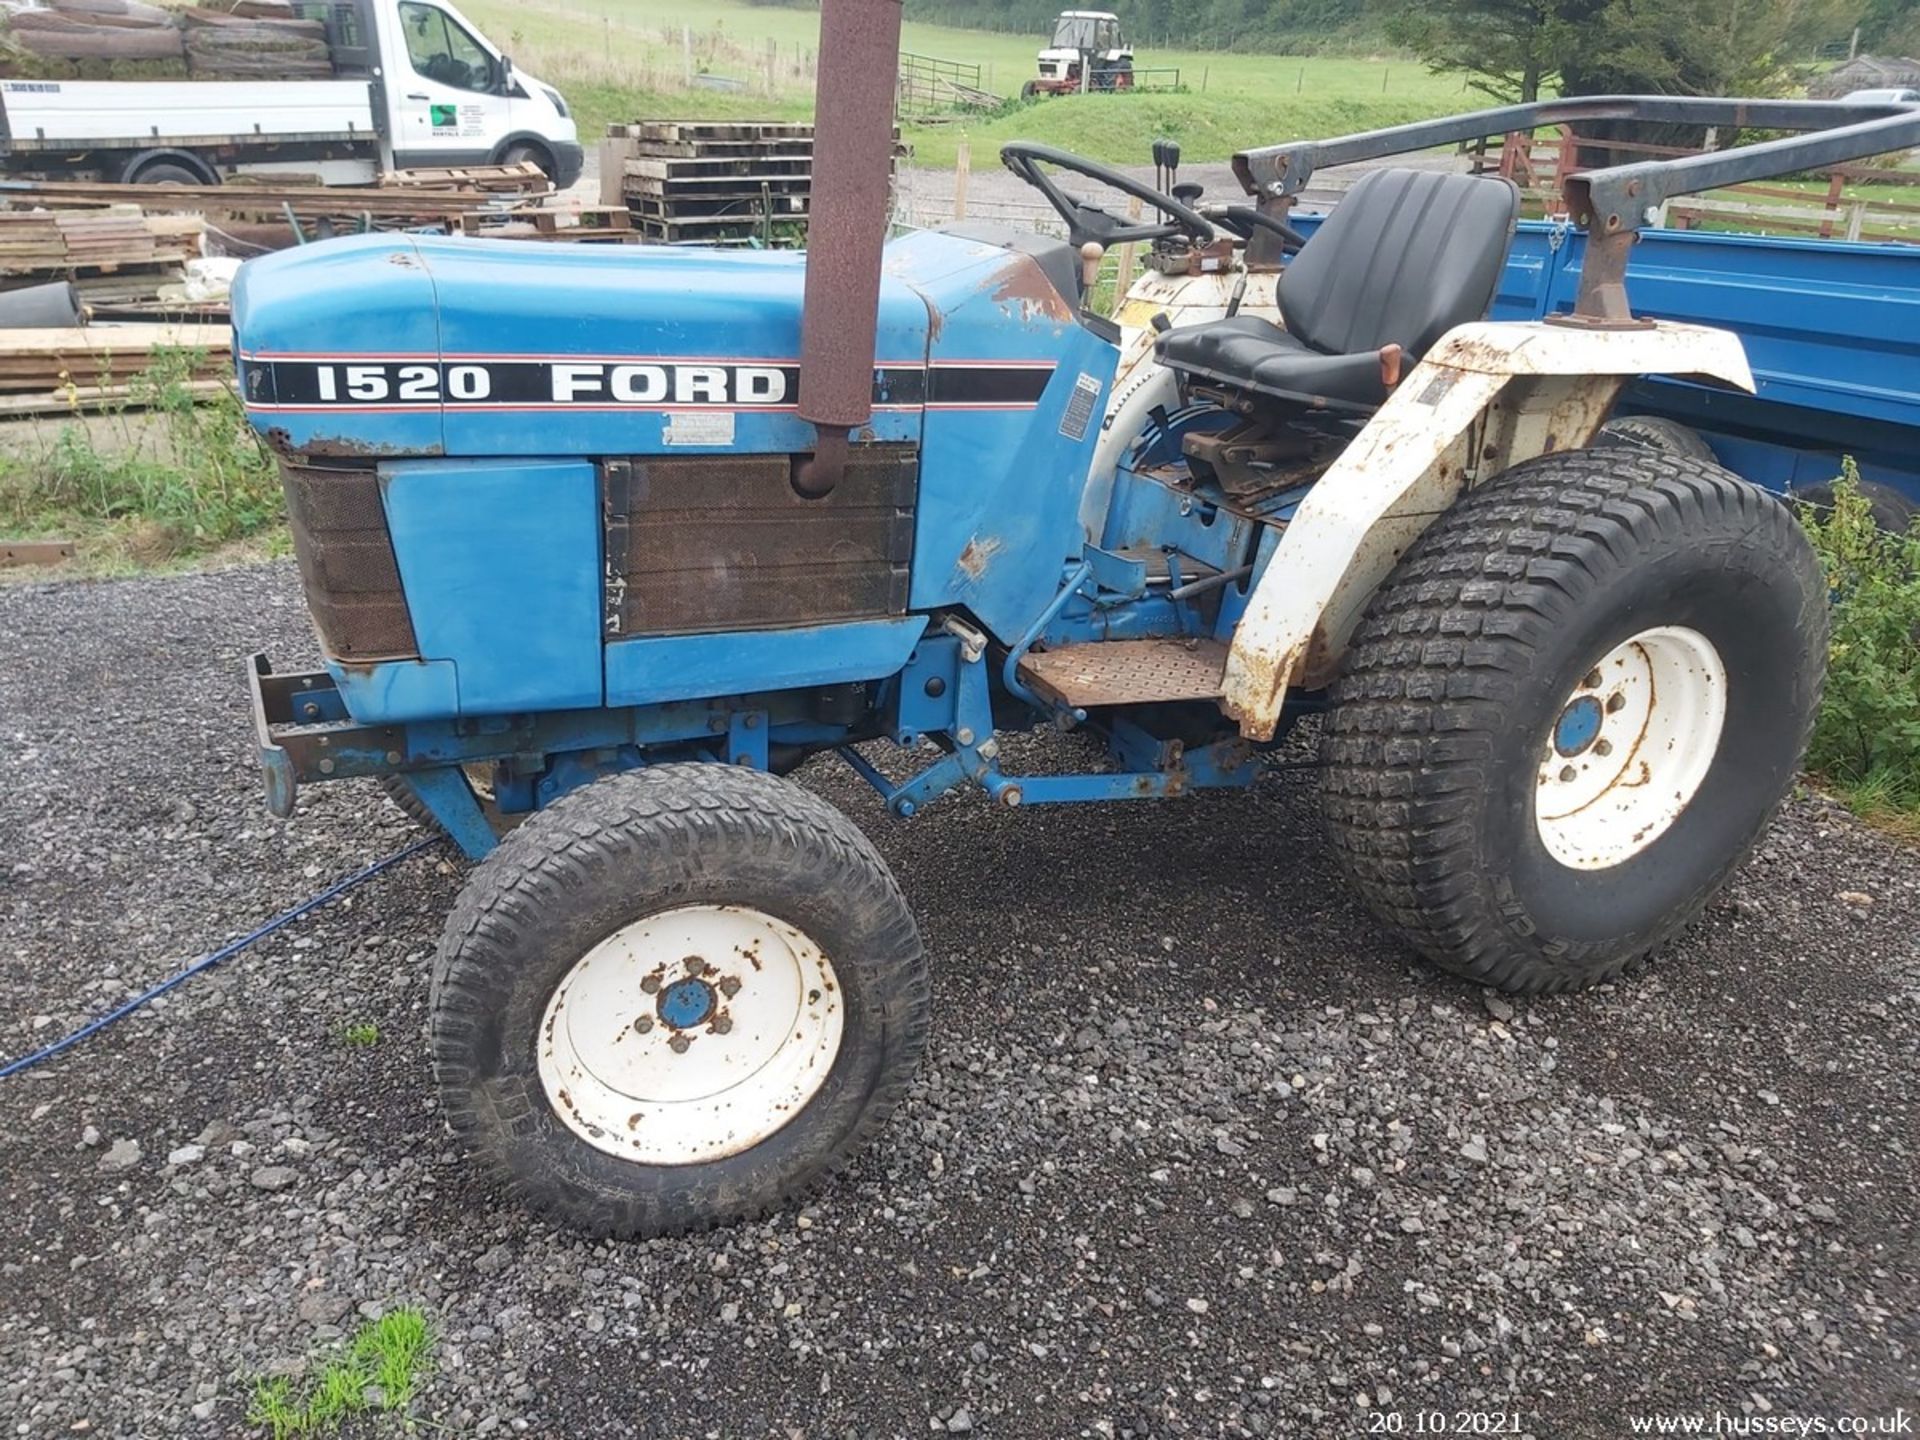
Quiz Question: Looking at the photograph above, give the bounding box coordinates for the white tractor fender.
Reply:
[1220,318,1756,740]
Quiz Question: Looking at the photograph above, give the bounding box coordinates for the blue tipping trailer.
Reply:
[1506,222,1920,499]
[1276,208,1920,503]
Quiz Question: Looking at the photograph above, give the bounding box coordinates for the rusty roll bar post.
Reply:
[1229,95,1920,324]
[793,0,903,498]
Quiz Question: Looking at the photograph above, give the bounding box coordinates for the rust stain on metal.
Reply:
[989,254,1074,323]
[957,534,1003,580]
[1229,637,1308,741]
[268,427,422,461]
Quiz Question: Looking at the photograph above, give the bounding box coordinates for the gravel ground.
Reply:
[1,561,1917,1439]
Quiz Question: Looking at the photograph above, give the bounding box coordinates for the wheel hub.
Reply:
[657,976,716,1030]
[535,904,844,1166]
[1534,625,1727,871]
[1551,694,1605,757]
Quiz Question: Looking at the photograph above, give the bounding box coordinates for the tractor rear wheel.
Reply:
[430,764,929,1238]
[1596,414,1715,462]
[1320,448,1826,994]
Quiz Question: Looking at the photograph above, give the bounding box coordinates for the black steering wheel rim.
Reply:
[1000,140,1215,249]
[1215,204,1311,253]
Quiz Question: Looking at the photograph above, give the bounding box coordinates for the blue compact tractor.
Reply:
[237,3,1920,1236]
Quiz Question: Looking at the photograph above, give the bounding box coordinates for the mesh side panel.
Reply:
[606,447,917,636]
[279,462,418,661]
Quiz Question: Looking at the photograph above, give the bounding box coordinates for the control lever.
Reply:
[1224,271,1248,319]
[1079,242,1106,301]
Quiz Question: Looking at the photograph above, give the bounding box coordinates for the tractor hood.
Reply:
[233,228,1088,459]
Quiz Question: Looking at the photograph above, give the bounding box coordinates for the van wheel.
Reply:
[431,764,930,1238]
[499,141,556,184]
[127,160,206,186]
[1321,449,1826,994]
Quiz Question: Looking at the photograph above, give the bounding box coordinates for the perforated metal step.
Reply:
[1017,637,1229,709]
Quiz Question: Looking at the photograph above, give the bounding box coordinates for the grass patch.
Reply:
[1796,466,1920,830]
[0,350,283,575]
[339,1022,380,1048]
[462,0,1474,167]
[247,1307,435,1439]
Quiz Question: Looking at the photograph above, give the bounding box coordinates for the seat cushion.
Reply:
[1280,168,1520,360]
[1155,314,1387,411]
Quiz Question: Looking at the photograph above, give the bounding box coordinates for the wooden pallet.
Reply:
[616,120,815,142]
[625,155,813,182]
[461,207,638,243]
[379,161,551,194]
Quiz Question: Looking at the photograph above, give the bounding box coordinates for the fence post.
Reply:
[1200,65,1208,92]
[1846,200,1865,243]
[1113,194,1142,301]
[1820,170,1845,239]
[681,25,692,87]
[765,39,778,96]
[953,139,970,221]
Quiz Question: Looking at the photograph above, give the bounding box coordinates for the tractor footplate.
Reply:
[1017,637,1229,709]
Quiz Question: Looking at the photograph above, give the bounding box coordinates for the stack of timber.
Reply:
[0,320,231,405]
[602,120,822,246]
[0,206,202,276]
[460,204,639,244]
[4,0,185,63]
[178,3,330,79]
[0,174,539,229]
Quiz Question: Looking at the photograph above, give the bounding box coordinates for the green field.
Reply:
[457,0,1475,167]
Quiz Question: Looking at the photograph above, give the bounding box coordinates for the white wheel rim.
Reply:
[1534,625,1727,871]
[536,904,845,1166]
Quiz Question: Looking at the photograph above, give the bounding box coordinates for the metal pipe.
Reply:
[794,0,903,497]
[1001,561,1094,708]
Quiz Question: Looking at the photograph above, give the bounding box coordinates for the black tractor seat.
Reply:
[1156,167,1521,414]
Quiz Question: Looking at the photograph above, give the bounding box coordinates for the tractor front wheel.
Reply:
[430,764,930,1238]
[1321,449,1826,994]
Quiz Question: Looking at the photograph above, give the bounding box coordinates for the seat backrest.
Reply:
[1279,168,1520,362]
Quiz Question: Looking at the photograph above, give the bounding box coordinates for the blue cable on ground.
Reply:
[0,836,442,1081]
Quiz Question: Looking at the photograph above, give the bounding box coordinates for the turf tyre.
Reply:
[1596,414,1715,462]
[1320,449,1826,994]
[430,764,929,1238]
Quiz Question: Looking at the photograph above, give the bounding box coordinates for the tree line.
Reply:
[889,0,1920,97]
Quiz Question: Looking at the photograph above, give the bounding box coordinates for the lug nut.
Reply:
[668,1034,691,1054]
[633,1015,654,1034]
[640,975,661,994]
[711,1016,733,1035]
[1594,739,1613,757]
[1559,765,1577,783]
[1582,668,1603,689]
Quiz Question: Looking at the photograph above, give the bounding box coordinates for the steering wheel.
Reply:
[1000,141,1214,250]
[1212,204,1312,253]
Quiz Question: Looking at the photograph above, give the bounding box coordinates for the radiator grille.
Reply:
[278,462,418,661]
[605,447,917,636]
